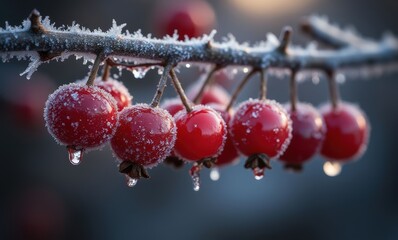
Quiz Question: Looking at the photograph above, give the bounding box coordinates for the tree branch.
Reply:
[0,10,397,79]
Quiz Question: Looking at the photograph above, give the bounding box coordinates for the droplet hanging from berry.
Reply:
[44,83,119,164]
[230,99,292,179]
[110,104,177,186]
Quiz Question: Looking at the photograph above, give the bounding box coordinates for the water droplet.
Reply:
[132,67,149,79]
[190,164,201,191]
[323,161,342,177]
[312,73,320,85]
[335,73,346,84]
[210,168,220,181]
[126,175,138,187]
[253,167,264,180]
[67,147,83,165]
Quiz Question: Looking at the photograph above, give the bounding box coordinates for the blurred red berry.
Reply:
[154,0,216,40]
[279,103,325,170]
[320,102,369,161]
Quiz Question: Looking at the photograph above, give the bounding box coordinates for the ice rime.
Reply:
[0,14,397,80]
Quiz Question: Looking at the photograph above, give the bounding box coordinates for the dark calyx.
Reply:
[119,161,150,179]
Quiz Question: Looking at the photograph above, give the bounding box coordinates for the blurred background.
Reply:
[0,0,397,239]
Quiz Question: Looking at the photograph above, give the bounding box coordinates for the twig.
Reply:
[0,10,397,75]
[300,15,372,48]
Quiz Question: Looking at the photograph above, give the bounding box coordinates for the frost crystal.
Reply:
[19,54,41,79]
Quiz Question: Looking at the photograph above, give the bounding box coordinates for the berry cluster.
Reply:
[1,5,381,191]
[44,63,369,191]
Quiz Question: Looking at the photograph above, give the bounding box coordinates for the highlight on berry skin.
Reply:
[44,83,119,165]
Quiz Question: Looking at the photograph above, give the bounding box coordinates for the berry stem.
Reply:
[192,65,221,104]
[225,69,258,112]
[85,52,104,86]
[327,70,340,109]
[150,64,172,108]
[169,68,193,112]
[290,70,298,112]
[259,69,267,101]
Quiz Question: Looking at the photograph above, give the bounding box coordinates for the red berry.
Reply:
[230,99,292,158]
[77,77,132,111]
[160,98,185,116]
[208,104,240,167]
[44,83,118,154]
[320,102,369,161]
[174,105,227,161]
[154,1,216,40]
[186,82,231,106]
[110,104,176,168]
[3,74,55,129]
[278,103,325,170]
[160,98,185,168]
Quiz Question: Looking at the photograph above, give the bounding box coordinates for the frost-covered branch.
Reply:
[0,10,398,79]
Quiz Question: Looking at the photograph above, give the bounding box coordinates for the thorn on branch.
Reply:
[29,9,47,34]
[205,40,213,50]
[278,26,293,53]
[38,50,62,62]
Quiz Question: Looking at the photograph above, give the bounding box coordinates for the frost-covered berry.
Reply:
[110,104,177,186]
[160,98,185,168]
[279,103,325,171]
[44,83,119,164]
[76,77,132,111]
[319,102,369,176]
[186,82,230,106]
[230,99,292,179]
[161,98,185,116]
[173,105,227,161]
[208,104,239,167]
